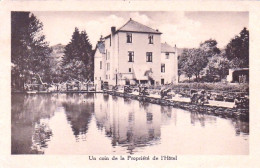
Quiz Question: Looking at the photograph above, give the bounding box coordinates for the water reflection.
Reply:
[11,94,56,154]
[62,94,93,138]
[11,93,249,154]
[94,96,161,154]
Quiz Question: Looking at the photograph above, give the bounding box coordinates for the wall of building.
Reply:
[95,30,178,86]
[117,32,161,85]
[160,50,178,84]
[103,33,120,86]
[94,49,104,90]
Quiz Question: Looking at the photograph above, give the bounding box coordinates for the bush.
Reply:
[165,83,249,93]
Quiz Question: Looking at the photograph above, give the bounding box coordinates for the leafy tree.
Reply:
[177,55,183,82]
[199,39,221,58]
[179,48,208,82]
[11,12,52,91]
[178,49,192,82]
[190,48,208,81]
[225,27,249,68]
[49,44,65,83]
[203,51,230,81]
[62,28,93,81]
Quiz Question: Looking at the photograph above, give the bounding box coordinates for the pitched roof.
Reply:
[161,43,176,53]
[105,19,161,38]
[117,19,162,34]
[96,41,105,54]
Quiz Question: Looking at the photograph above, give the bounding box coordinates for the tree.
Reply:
[190,48,208,81]
[62,28,93,81]
[179,48,208,82]
[178,49,193,82]
[11,12,52,91]
[49,44,65,83]
[225,27,249,68]
[200,39,221,58]
[177,55,183,82]
[203,52,230,81]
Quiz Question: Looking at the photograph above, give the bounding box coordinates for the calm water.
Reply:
[11,93,249,155]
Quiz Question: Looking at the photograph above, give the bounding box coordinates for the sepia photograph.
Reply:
[11,11,249,155]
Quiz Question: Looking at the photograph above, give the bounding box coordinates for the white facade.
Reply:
[94,19,178,87]
[94,41,105,90]
[160,43,178,84]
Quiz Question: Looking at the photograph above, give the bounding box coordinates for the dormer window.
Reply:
[148,34,153,44]
[127,33,132,43]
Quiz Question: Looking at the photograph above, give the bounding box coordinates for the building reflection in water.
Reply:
[94,95,162,154]
[11,93,249,154]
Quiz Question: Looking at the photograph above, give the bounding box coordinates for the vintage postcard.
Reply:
[1,1,260,168]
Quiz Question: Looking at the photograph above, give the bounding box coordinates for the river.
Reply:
[11,93,249,155]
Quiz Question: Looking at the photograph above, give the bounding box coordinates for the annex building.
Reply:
[94,18,178,89]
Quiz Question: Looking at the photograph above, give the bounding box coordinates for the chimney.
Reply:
[99,35,103,41]
[111,27,116,35]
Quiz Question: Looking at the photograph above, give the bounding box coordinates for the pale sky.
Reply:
[33,11,248,49]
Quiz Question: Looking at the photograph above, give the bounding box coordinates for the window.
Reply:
[165,52,169,59]
[161,79,164,85]
[107,63,110,70]
[100,61,102,69]
[129,68,132,72]
[125,80,130,85]
[161,64,165,73]
[127,33,132,43]
[146,52,153,62]
[128,51,134,62]
[148,34,153,44]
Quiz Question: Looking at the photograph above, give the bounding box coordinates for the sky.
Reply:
[33,11,248,49]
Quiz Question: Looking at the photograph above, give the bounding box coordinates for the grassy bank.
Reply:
[164,83,249,93]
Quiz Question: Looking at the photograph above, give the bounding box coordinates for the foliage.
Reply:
[62,28,93,82]
[168,83,249,93]
[202,52,230,81]
[179,31,249,83]
[199,39,221,58]
[225,27,249,68]
[49,44,65,83]
[179,48,208,82]
[11,12,52,91]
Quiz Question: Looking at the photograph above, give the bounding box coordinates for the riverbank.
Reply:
[105,90,249,122]
[12,89,249,122]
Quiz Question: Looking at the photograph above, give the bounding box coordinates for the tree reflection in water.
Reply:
[11,94,56,154]
[31,121,53,153]
[189,110,249,136]
[231,119,249,136]
[190,111,218,127]
[62,94,94,140]
[12,93,249,154]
